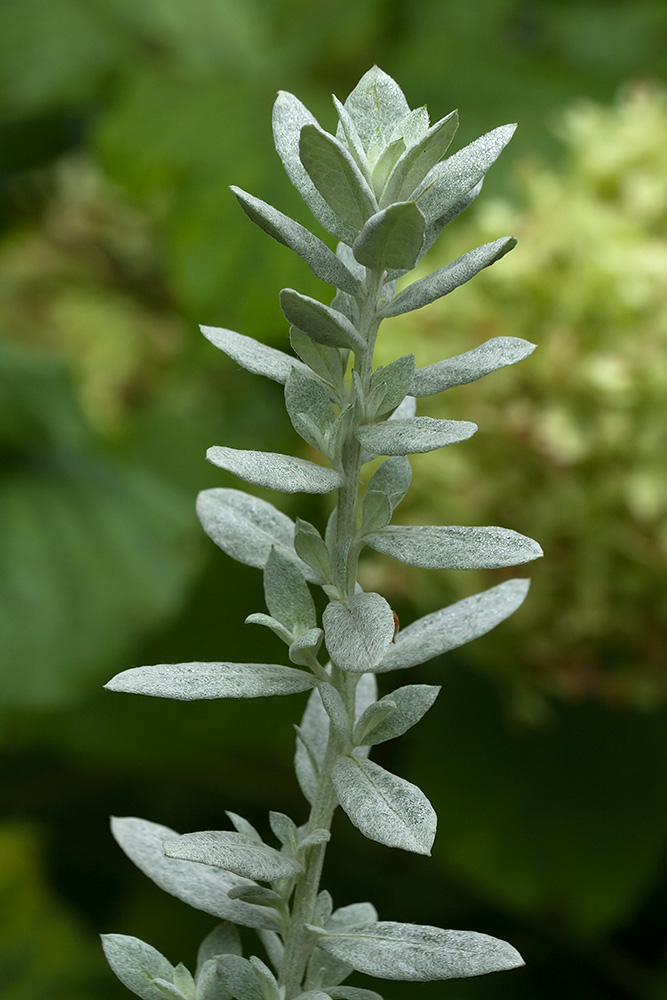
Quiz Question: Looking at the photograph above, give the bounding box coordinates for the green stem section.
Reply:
[278,268,383,998]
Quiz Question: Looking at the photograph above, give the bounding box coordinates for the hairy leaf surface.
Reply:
[352,203,425,272]
[366,456,411,510]
[357,417,477,456]
[342,67,410,150]
[411,336,536,396]
[332,756,436,855]
[281,289,365,351]
[365,525,543,569]
[105,662,316,699]
[231,187,361,294]
[299,124,377,231]
[323,593,396,672]
[207,446,343,494]
[382,238,516,318]
[382,110,459,205]
[110,818,278,929]
[101,934,177,1000]
[264,545,316,633]
[200,326,304,384]
[354,684,440,744]
[314,921,524,980]
[163,831,303,881]
[379,579,531,671]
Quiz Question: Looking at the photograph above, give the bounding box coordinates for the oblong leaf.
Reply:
[342,67,410,150]
[365,525,543,570]
[382,110,459,205]
[414,123,517,228]
[231,187,361,294]
[110,817,278,929]
[105,662,317,699]
[101,934,176,1000]
[314,921,523,981]
[382,238,516,318]
[332,756,436,855]
[379,579,531,671]
[264,545,316,633]
[200,326,304,384]
[196,488,317,582]
[206,446,343,494]
[299,124,377,231]
[411,336,536,396]
[196,922,243,975]
[366,456,412,510]
[323,593,395,672]
[354,684,440,744]
[163,831,303,882]
[280,289,365,351]
[357,417,477,456]
[273,91,357,244]
[352,203,425,272]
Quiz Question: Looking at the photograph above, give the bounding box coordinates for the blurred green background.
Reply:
[1,1,666,998]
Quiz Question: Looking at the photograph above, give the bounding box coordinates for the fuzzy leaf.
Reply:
[342,67,410,151]
[110,817,278,929]
[354,684,440,744]
[333,95,371,180]
[105,661,316,699]
[382,110,459,205]
[294,519,333,584]
[101,934,176,1000]
[281,289,365,351]
[264,546,316,634]
[225,812,263,844]
[196,960,233,1000]
[196,489,316,581]
[319,683,352,743]
[323,593,396,672]
[414,124,517,229]
[299,124,378,231]
[313,921,523,981]
[368,355,416,419]
[418,180,483,262]
[207,446,343,494]
[257,930,284,973]
[365,525,543,570]
[285,367,335,453]
[231,187,361,294]
[227,885,282,905]
[295,675,378,804]
[357,417,477,456]
[328,902,379,929]
[245,613,293,645]
[367,456,411,510]
[360,491,393,534]
[290,329,348,397]
[370,139,406,197]
[382,238,516,318]
[269,811,298,851]
[411,336,536,396]
[289,628,324,666]
[200,326,305,385]
[196,922,243,978]
[352,202,424,272]
[213,956,263,1000]
[163,831,303,882]
[380,579,531,671]
[273,91,357,244]
[332,756,436,855]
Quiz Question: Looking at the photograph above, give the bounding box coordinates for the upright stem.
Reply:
[278,268,383,998]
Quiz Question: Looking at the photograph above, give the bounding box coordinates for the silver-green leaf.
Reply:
[281,289,365,351]
[379,579,531,671]
[366,456,411,510]
[110,817,278,930]
[200,326,304,384]
[299,124,378,231]
[163,831,303,882]
[231,187,361,295]
[332,756,436,855]
[207,446,343,494]
[273,91,357,244]
[365,525,543,570]
[105,662,317,699]
[411,336,537,396]
[323,593,395,672]
[382,110,459,205]
[342,67,410,151]
[285,367,335,453]
[382,238,517,318]
[196,488,315,579]
[264,546,316,634]
[357,417,477,456]
[101,934,177,1000]
[353,684,440,744]
[352,203,425,272]
[313,921,524,981]
[196,922,242,976]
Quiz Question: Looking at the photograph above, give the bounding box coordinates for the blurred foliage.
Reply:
[376,84,667,708]
[0,1,666,998]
